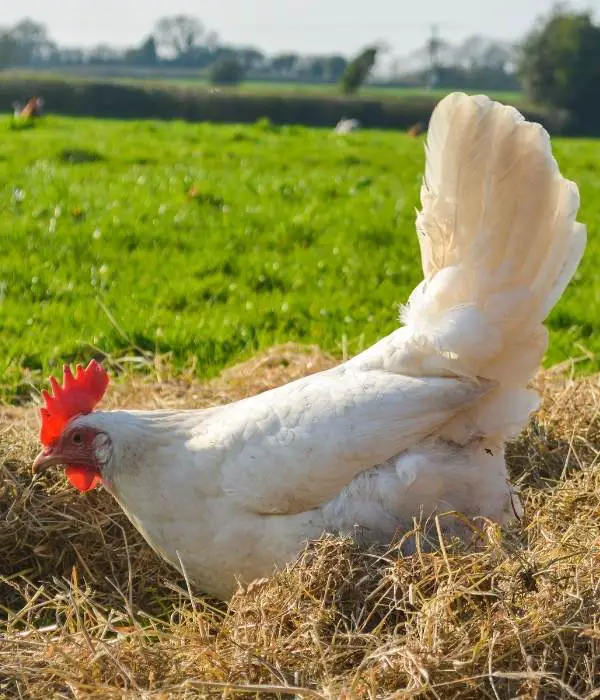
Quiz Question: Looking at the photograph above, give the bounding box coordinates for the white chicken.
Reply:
[33,93,586,600]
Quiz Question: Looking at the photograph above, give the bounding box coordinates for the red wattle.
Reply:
[65,465,102,492]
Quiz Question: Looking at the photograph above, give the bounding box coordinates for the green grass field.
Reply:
[1,116,598,401]
[134,79,525,105]
[203,81,524,106]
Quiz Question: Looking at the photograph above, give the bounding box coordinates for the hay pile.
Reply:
[1,345,599,698]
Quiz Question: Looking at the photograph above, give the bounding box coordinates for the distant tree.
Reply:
[0,30,19,69]
[55,47,86,65]
[7,19,54,65]
[154,15,204,63]
[236,47,265,71]
[204,31,220,52]
[325,55,348,81]
[209,55,245,86]
[87,44,123,65]
[296,56,326,80]
[125,35,158,66]
[341,46,378,94]
[293,55,348,82]
[518,8,600,131]
[452,36,513,72]
[423,35,519,91]
[271,53,299,75]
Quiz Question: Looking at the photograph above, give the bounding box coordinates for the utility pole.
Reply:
[426,23,442,89]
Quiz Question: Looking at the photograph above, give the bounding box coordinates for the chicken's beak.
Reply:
[32,448,65,474]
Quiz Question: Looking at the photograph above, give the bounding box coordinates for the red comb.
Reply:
[40,360,109,447]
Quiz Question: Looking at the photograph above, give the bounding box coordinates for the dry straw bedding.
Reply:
[1,344,599,699]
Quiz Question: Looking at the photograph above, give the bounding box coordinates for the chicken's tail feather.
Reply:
[401,92,586,389]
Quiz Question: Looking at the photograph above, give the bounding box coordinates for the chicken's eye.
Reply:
[72,432,83,445]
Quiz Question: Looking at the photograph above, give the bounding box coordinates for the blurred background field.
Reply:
[1,115,598,402]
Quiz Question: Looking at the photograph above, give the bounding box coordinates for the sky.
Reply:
[3,0,600,56]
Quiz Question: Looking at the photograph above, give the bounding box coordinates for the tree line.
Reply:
[0,14,523,92]
[0,16,350,85]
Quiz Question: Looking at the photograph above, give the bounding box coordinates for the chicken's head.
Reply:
[32,361,111,492]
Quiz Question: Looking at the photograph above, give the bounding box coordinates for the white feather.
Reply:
[399,92,586,387]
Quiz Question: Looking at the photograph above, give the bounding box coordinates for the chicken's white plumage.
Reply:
[41,93,586,599]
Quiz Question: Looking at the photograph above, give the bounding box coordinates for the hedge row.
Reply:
[1,77,552,132]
